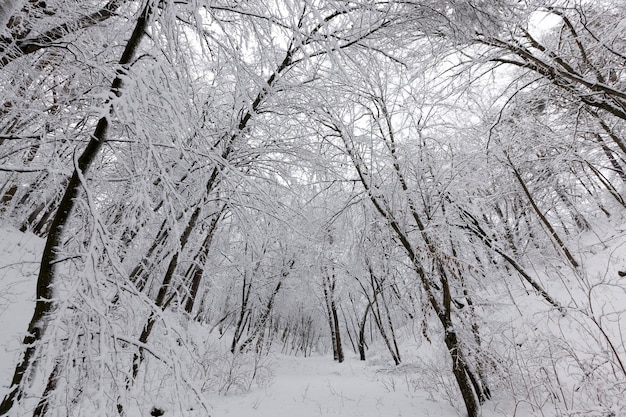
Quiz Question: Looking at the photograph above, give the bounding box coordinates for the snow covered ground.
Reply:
[204,354,457,417]
[204,356,448,417]
[200,351,550,417]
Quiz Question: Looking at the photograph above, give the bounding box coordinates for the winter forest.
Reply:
[0,0,625,416]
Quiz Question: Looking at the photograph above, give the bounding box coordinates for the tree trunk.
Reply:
[323,270,344,362]
[358,302,371,361]
[239,280,283,353]
[368,267,401,365]
[330,296,344,363]
[509,161,579,268]
[184,207,225,314]
[444,328,480,417]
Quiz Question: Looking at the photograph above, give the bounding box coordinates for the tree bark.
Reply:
[184,207,225,314]
[508,159,579,268]
[323,269,344,362]
[358,302,371,361]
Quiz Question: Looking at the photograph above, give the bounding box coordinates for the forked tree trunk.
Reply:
[239,280,283,353]
[230,259,260,354]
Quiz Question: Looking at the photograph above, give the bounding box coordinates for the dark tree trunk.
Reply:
[508,158,579,268]
[323,270,344,363]
[230,256,263,354]
[367,264,401,365]
[444,328,480,417]
[330,296,344,363]
[184,207,225,314]
[239,280,283,353]
[358,302,371,361]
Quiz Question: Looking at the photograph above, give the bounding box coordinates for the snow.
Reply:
[206,354,457,417]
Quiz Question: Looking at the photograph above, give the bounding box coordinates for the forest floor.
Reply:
[0,225,608,417]
[198,351,542,417]
[204,354,459,417]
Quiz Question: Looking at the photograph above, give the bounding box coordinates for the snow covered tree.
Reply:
[1,1,625,416]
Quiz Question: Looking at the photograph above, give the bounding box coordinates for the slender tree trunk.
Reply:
[358,302,371,361]
[0,4,152,414]
[590,110,626,162]
[330,296,344,363]
[231,285,252,354]
[594,133,626,183]
[344,312,358,355]
[381,289,401,364]
[575,167,612,218]
[230,255,264,354]
[451,199,564,312]
[367,265,401,365]
[184,207,225,314]
[509,162,579,268]
[323,270,344,362]
[239,280,284,353]
[20,177,67,236]
[128,218,170,291]
[585,161,626,209]
[323,280,338,360]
